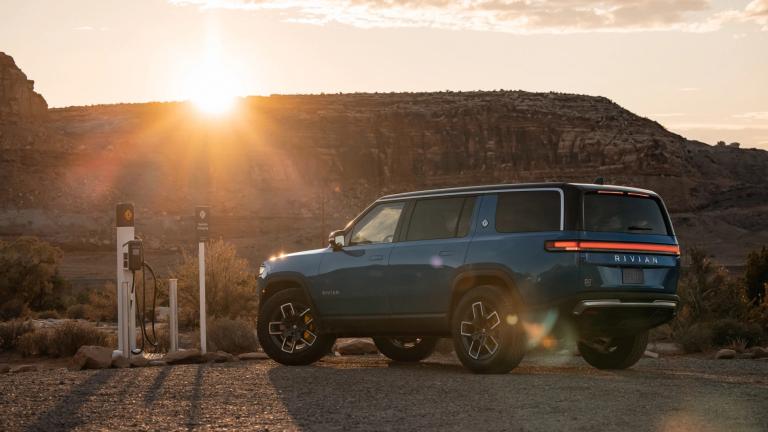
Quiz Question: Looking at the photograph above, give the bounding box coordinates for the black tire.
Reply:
[578,331,649,370]
[451,285,527,374]
[257,288,335,366]
[373,336,439,362]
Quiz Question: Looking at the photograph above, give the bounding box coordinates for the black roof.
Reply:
[378,182,657,201]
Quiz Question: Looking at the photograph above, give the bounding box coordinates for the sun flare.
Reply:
[185,59,242,116]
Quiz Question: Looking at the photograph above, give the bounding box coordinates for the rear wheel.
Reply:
[578,331,649,370]
[373,336,438,362]
[257,288,335,366]
[451,285,526,374]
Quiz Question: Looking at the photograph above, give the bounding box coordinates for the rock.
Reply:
[334,338,379,356]
[148,360,167,367]
[202,351,237,363]
[111,356,131,369]
[10,364,38,373]
[0,52,48,125]
[647,342,684,356]
[0,364,10,373]
[434,338,454,354]
[736,352,756,359]
[154,307,170,323]
[748,346,768,359]
[70,346,113,370]
[163,349,203,365]
[715,349,737,359]
[643,350,659,359]
[130,356,150,367]
[238,352,268,361]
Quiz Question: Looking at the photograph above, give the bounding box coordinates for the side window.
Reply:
[496,191,561,233]
[349,202,405,245]
[406,197,473,241]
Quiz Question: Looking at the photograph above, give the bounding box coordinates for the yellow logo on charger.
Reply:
[124,209,133,222]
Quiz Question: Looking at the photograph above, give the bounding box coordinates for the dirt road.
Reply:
[1,353,766,431]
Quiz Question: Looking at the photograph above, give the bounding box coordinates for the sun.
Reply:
[184,59,242,116]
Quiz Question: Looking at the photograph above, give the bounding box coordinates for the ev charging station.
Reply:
[115,203,181,359]
[114,203,206,359]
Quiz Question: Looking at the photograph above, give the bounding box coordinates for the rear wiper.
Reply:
[627,226,652,231]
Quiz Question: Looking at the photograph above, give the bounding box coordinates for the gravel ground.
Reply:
[1,353,767,431]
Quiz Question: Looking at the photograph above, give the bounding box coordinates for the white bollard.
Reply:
[169,278,179,353]
[198,242,207,354]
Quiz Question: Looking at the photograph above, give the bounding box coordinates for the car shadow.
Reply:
[186,363,207,431]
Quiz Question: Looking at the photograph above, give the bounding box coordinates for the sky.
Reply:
[1,0,767,148]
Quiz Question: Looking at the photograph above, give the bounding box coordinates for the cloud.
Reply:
[169,0,768,33]
[733,111,768,120]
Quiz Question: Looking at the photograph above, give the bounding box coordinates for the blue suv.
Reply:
[256,183,680,373]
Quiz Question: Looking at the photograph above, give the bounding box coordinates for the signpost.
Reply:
[196,206,210,354]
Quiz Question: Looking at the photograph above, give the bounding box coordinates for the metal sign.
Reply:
[195,206,210,242]
[116,203,135,227]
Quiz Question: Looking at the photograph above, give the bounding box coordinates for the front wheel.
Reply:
[451,285,526,374]
[578,331,649,370]
[373,336,438,362]
[257,288,335,366]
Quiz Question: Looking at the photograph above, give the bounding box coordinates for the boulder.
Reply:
[715,349,737,359]
[10,364,38,373]
[163,349,203,365]
[148,360,167,367]
[434,338,455,354]
[0,364,10,373]
[70,346,113,370]
[130,356,150,367]
[748,346,768,359]
[643,350,659,359]
[202,351,237,363]
[238,352,268,361]
[647,342,684,356]
[111,356,131,369]
[334,338,379,356]
[736,352,756,360]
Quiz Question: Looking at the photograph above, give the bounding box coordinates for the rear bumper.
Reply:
[561,292,678,337]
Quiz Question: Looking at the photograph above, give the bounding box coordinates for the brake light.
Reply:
[545,240,680,255]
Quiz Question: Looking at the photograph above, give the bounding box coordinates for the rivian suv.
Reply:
[256,183,680,374]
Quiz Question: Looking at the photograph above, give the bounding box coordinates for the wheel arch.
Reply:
[260,272,320,318]
[449,266,525,323]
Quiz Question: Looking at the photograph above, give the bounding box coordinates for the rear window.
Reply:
[496,191,561,233]
[583,193,669,235]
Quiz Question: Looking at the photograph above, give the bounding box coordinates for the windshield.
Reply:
[583,192,669,235]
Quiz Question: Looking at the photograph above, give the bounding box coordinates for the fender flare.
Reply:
[260,272,322,323]
[449,265,525,321]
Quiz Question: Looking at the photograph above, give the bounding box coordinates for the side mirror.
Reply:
[329,230,346,251]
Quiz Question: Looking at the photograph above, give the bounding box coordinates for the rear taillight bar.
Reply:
[545,240,680,255]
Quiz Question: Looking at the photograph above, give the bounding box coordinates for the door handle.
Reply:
[438,251,453,257]
[369,254,384,261]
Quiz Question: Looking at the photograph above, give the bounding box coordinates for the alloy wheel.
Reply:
[459,301,501,360]
[268,302,318,354]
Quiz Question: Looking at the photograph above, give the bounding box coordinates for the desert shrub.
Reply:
[85,282,117,322]
[66,304,87,319]
[0,237,68,312]
[745,246,768,302]
[710,319,763,348]
[18,321,114,357]
[674,248,749,331]
[207,318,258,354]
[0,299,30,320]
[172,240,258,327]
[0,319,35,351]
[36,309,61,319]
[675,323,713,353]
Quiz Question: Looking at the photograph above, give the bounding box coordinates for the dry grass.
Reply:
[16,320,113,357]
[206,318,259,354]
[0,319,35,351]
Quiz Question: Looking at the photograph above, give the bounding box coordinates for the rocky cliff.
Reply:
[0,53,47,125]
[0,53,766,286]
